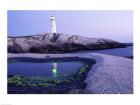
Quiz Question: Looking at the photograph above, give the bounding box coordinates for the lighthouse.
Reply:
[50,16,57,33]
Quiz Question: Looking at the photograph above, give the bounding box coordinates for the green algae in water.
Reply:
[8,57,95,93]
[8,64,91,87]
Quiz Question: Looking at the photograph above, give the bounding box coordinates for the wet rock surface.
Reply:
[8,53,133,94]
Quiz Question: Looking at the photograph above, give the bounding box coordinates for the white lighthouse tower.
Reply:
[50,16,56,33]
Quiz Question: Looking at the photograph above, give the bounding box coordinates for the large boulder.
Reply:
[8,33,126,53]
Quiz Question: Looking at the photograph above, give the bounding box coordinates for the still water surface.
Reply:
[8,61,85,78]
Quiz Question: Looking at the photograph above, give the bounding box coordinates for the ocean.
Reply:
[76,46,133,59]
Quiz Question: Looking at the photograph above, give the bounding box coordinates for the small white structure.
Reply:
[50,16,57,33]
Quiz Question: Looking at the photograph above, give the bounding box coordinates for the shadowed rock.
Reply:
[8,33,126,53]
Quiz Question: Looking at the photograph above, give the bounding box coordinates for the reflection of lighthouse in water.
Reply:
[52,63,58,77]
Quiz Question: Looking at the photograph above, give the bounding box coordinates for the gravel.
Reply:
[8,53,133,94]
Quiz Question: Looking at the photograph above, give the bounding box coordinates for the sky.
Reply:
[8,10,133,42]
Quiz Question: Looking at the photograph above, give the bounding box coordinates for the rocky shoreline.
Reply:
[8,53,133,94]
[8,33,126,53]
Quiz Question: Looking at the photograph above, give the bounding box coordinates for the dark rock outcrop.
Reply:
[8,33,126,53]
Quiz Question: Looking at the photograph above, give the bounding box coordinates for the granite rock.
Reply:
[8,33,126,53]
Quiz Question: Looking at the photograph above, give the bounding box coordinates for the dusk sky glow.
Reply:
[8,10,133,42]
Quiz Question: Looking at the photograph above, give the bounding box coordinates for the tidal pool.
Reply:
[8,57,95,94]
[8,61,84,78]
